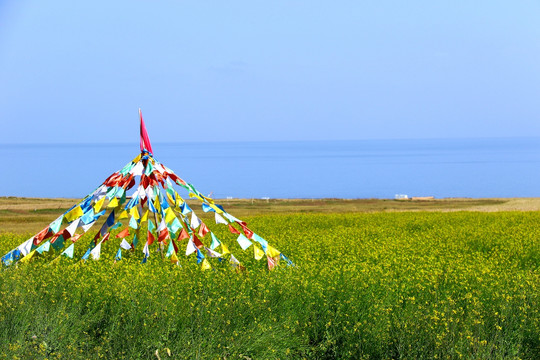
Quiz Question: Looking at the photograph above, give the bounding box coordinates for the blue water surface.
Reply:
[1,138,539,199]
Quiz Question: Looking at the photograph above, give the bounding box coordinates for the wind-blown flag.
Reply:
[139,109,154,154]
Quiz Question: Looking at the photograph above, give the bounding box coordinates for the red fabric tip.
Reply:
[139,109,154,154]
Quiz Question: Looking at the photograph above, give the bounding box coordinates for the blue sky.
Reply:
[1,1,540,143]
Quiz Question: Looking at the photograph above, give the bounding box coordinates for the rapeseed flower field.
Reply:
[0,211,539,359]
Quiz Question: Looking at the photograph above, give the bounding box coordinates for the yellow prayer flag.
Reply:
[221,243,230,255]
[65,206,83,222]
[141,210,149,222]
[254,245,265,261]
[175,192,184,207]
[118,210,129,219]
[129,206,140,220]
[201,258,212,270]
[132,153,142,163]
[210,204,224,214]
[189,192,203,201]
[19,250,36,263]
[202,195,214,204]
[170,252,179,264]
[93,197,105,212]
[154,198,161,212]
[266,245,281,258]
[107,197,119,208]
[165,208,176,223]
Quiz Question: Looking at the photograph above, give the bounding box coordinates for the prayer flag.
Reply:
[164,208,176,223]
[198,222,210,238]
[267,255,277,270]
[190,213,201,228]
[65,206,83,222]
[177,228,189,241]
[49,215,64,233]
[93,197,106,212]
[170,251,179,265]
[266,245,281,258]
[215,213,228,225]
[62,244,75,259]
[129,216,139,229]
[90,242,102,260]
[36,241,51,254]
[65,218,80,236]
[19,250,36,263]
[185,239,197,256]
[236,234,252,250]
[129,206,140,219]
[210,233,220,250]
[254,245,265,260]
[201,258,211,270]
[193,235,204,249]
[120,239,132,250]
[147,231,155,246]
[228,224,240,235]
[108,197,119,208]
[206,247,222,258]
[140,210,149,222]
[143,241,150,257]
[221,242,230,255]
[170,218,181,234]
[116,228,130,239]
[70,233,83,243]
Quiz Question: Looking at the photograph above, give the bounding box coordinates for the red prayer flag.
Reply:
[33,226,52,246]
[61,228,72,241]
[158,228,170,242]
[228,224,240,235]
[198,222,210,238]
[267,256,277,270]
[238,222,254,239]
[177,228,189,241]
[116,228,130,239]
[192,235,204,249]
[139,109,154,154]
[71,233,83,243]
[147,231,155,246]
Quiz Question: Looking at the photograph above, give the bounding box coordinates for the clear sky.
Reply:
[1,1,540,143]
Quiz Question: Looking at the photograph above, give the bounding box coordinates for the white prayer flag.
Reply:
[185,239,197,256]
[190,212,201,229]
[90,241,102,260]
[120,239,132,250]
[215,213,228,225]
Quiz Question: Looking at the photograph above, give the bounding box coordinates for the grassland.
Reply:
[2,196,540,234]
[0,198,539,359]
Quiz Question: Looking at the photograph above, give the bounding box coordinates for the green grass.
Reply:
[0,211,539,359]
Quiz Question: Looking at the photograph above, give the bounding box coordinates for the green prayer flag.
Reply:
[61,243,74,258]
[210,233,221,250]
[148,219,156,232]
[165,240,174,258]
[49,215,63,234]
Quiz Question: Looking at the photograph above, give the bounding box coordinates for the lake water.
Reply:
[1,138,539,199]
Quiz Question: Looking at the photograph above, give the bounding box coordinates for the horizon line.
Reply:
[1,135,539,147]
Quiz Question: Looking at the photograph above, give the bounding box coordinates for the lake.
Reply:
[1,138,539,199]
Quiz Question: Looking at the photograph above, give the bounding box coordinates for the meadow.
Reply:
[0,207,539,359]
